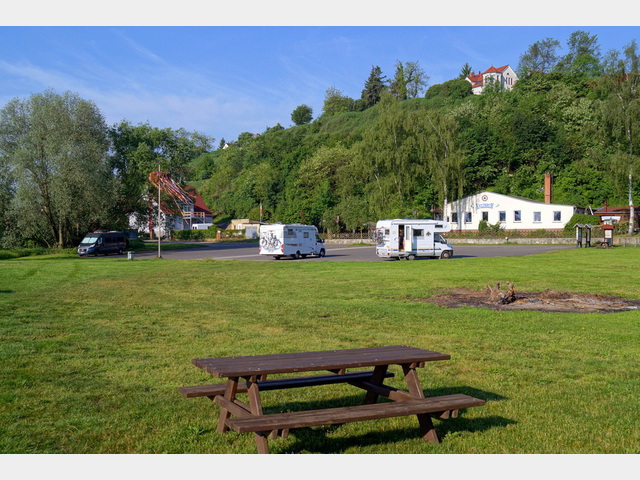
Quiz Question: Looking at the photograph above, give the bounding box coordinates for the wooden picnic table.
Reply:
[179,345,484,453]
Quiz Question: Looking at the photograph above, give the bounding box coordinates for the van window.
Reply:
[285,229,295,238]
[81,235,100,244]
[303,232,309,239]
[413,229,423,237]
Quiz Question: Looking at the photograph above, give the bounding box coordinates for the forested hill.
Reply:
[189,67,639,233]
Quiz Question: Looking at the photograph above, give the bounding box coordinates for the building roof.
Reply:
[467,65,513,89]
[160,186,212,216]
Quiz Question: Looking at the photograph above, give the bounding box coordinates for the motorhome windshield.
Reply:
[80,235,100,244]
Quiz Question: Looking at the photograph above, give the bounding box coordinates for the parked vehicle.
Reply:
[259,223,325,259]
[77,231,128,256]
[375,219,453,260]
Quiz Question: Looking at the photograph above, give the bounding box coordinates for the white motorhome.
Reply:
[375,219,453,260]
[259,223,326,259]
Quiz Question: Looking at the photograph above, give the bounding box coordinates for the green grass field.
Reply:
[1,248,639,454]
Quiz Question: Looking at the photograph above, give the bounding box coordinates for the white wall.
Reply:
[445,191,575,231]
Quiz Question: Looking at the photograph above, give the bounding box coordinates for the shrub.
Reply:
[171,226,217,241]
[564,214,600,232]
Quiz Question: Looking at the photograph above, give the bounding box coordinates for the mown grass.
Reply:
[1,248,639,454]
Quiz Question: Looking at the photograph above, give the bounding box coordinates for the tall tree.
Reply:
[556,30,603,79]
[459,62,473,79]
[518,37,561,75]
[602,40,640,234]
[414,110,464,216]
[389,61,429,100]
[322,86,355,116]
[0,89,113,248]
[361,65,387,108]
[291,104,313,125]
[109,121,213,224]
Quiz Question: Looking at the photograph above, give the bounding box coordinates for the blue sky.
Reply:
[2,4,639,145]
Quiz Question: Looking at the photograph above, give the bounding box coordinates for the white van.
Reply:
[375,219,453,260]
[259,223,326,259]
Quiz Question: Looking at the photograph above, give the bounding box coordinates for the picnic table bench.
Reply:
[179,345,485,453]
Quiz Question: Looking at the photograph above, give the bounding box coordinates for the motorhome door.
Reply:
[404,226,413,252]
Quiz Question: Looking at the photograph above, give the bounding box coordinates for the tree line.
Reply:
[1,30,639,247]
[195,31,640,234]
[0,90,213,248]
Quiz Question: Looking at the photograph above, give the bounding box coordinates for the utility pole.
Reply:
[157,163,162,259]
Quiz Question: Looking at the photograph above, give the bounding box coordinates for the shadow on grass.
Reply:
[258,387,512,454]
[275,415,514,454]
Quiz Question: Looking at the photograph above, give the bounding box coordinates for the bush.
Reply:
[564,214,600,232]
[171,227,217,241]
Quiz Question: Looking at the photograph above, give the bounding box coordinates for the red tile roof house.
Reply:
[467,65,518,94]
[594,203,640,227]
[129,186,214,238]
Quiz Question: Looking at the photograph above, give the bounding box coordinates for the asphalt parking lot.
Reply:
[123,242,575,261]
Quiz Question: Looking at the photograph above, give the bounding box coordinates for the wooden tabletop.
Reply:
[192,345,450,378]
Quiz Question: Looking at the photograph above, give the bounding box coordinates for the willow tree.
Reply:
[0,90,113,248]
[412,109,465,220]
[353,93,429,218]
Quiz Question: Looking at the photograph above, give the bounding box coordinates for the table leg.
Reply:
[363,365,389,404]
[402,364,439,444]
[246,376,271,454]
[217,377,239,433]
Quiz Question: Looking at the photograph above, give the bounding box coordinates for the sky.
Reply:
[2,3,639,146]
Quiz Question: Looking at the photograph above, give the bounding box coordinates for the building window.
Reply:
[499,211,506,222]
[482,211,489,222]
[514,210,521,222]
[451,212,458,223]
[464,212,472,223]
[533,212,541,223]
[554,211,561,222]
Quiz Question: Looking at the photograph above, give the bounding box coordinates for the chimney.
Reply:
[544,174,553,204]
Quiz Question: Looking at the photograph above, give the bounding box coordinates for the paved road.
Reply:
[126,242,575,261]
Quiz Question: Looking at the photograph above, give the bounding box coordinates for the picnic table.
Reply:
[179,345,484,453]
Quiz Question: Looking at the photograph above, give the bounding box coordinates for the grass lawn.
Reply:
[1,248,639,454]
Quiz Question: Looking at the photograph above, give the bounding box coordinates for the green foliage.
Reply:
[0,90,114,248]
[171,226,216,240]
[563,213,601,231]
[291,104,313,126]
[361,65,387,108]
[4,29,640,248]
[477,220,504,234]
[424,79,472,103]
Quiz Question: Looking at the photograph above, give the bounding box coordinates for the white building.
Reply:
[467,65,518,95]
[444,185,577,232]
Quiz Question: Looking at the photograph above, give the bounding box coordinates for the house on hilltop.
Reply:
[467,65,518,95]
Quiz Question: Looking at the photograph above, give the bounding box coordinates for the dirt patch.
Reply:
[420,287,640,313]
